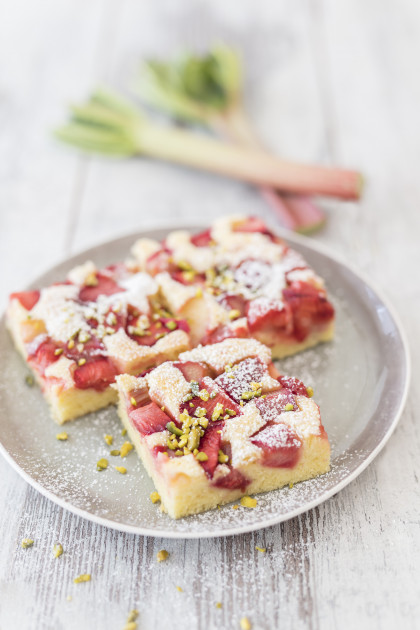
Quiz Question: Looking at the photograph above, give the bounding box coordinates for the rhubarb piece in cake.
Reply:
[130,215,335,358]
[7,261,190,424]
[114,338,330,519]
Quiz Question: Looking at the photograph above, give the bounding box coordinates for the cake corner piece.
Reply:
[115,338,331,519]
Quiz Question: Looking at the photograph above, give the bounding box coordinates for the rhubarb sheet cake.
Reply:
[130,215,335,357]
[7,261,190,423]
[115,338,330,519]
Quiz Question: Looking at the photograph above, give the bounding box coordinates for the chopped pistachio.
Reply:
[182,393,193,403]
[218,450,229,464]
[84,272,98,286]
[198,389,209,401]
[107,313,117,326]
[190,380,200,396]
[199,417,209,429]
[167,439,177,450]
[183,447,192,456]
[181,411,191,426]
[166,421,183,437]
[176,585,183,592]
[67,339,75,350]
[129,326,148,337]
[240,496,257,508]
[127,610,139,623]
[225,408,236,417]
[255,546,266,553]
[284,403,294,411]
[73,574,91,584]
[240,617,252,630]
[110,449,121,456]
[25,375,34,387]
[194,407,206,418]
[78,330,91,343]
[178,435,188,448]
[241,391,254,401]
[289,482,294,489]
[175,449,183,457]
[115,466,127,474]
[96,458,108,471]
[183,270,196,282]
[232,505,239,510]
[78,358,86,366]
[206,268,216,283]
[212,403,223,421]
[123,622,137,630]
[54,348,63,356]
[187,428,200,451]
[120,442,134,457]
[177,260,193,271]
[306,386,314,398]
[195,287,203,298]
[53,543,63,558]
[21,538,34,549]
[156,549,169,562]
[216,602,222,609]
[196,452,208,462]
[150,491,161,504]
[130,397,138,407]
[56,432,68,441]
[155,332,166,340]
[104,434,113,446]
[121,428,127,436]
[229,309,241,320]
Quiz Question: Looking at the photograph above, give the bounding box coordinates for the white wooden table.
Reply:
[1,1,419,628]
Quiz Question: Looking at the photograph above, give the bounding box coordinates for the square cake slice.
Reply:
[131,214,335,358]
[7,261,190,424]
[115,338,330,519]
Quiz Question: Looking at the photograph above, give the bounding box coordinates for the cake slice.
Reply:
[7,261,190,423]
[131,215,335,358]
[114,338,330,519]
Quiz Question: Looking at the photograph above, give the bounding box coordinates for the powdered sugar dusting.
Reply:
[146,362,191,419]
[32,284,89,342]
[215,357,268,402]
[251,423,302,450]
[247,297,285,320]
[179,338,272,373]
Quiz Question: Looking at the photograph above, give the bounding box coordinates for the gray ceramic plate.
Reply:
[0,225,410,538]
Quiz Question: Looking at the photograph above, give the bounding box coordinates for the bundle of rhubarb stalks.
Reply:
[56,46,362,233]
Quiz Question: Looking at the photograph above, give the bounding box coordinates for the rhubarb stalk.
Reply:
[137,46,343,232]
[55,88,362,201]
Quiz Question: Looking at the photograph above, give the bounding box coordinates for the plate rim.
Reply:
[0,221,411,538]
